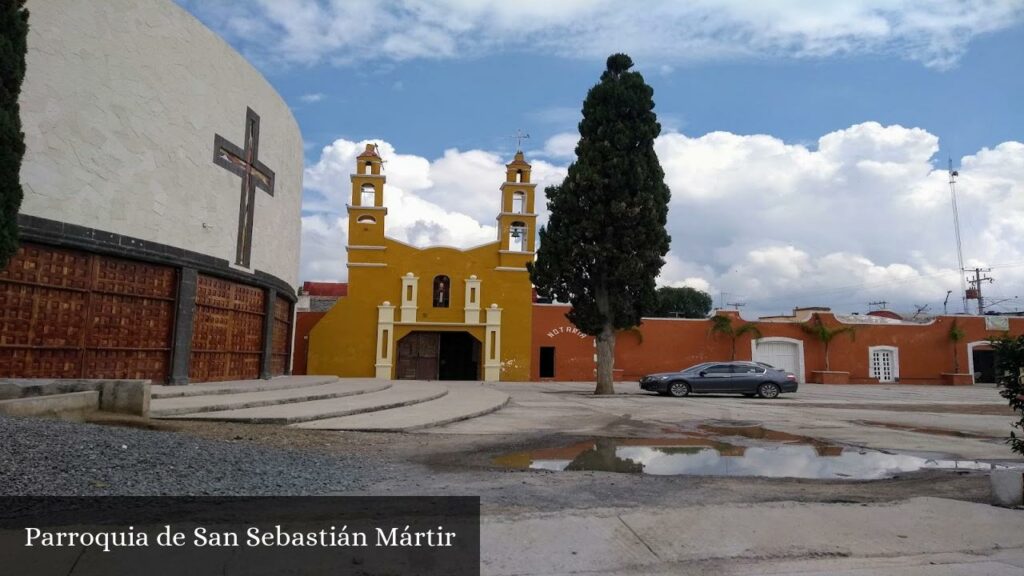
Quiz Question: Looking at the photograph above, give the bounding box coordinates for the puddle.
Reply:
[494,423,1023,479]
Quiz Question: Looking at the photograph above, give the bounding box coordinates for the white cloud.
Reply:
[541,132,579,159]
[654,123,1024,316]
[299,92,325,103]
[182,0,1024,69]
[299,126,1024,317]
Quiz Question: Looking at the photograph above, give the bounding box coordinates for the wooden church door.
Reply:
[396,332,440,380]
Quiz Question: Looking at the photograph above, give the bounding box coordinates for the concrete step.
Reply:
[151,380,390,417]
[151,375,339,399]
[164,382,447,424]
[0,391,99,418]
[294,385,509,431]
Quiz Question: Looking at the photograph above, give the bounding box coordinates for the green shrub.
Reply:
[991,334,1024,455]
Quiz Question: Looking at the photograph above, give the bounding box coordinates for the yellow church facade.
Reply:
[307,144,537,381]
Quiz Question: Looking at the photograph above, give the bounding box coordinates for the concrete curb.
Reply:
[150,376,339,399]
[302,388,511,432]
[151,382,391,417]
[400,394,511,432]
[187,388,449,424]
[0,391,99,418]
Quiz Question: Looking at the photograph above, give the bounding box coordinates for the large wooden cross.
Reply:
[213,107,276,268]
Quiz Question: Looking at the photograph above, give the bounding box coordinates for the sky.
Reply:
[178,0,1024,318]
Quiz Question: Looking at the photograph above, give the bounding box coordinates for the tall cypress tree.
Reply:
[0,0,28,267]
[530,54,671,395]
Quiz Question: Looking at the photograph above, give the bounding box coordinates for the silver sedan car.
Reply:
[639,361,798,399]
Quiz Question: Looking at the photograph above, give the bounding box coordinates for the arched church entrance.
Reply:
[396,331,482,381]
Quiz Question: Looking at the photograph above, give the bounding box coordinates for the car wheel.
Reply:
[668,381,690,398]
[758,382,781,399]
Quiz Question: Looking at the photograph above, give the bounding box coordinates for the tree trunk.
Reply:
[730,337,737,361]
[824,341,831,372]
[953,346,960,373]
[595,322,616,395]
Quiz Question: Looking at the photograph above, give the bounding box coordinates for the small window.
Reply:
[516,169,524,183]
[704,365,732,375]
[432,275,450,308]
[360,183,375,206]
[356,215,376,224]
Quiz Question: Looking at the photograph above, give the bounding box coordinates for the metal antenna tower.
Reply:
[948,158,967,313]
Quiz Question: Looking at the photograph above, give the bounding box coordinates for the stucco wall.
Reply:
[309,239,535,381]
[532,305,1024,385]
[19,0,303,287]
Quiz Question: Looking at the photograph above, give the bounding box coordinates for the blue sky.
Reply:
[180,1,1024,317]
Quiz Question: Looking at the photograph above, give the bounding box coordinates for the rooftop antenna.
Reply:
[510,129,530,152]
[948,158,967,313]
[726,301,746,312]
[868,300,888,311]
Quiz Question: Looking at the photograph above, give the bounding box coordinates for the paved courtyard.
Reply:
[7,379,1024,575]
[437,380,1019,461]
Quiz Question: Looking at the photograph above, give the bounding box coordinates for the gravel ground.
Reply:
[0,415,394,496]
[0,414,997,510]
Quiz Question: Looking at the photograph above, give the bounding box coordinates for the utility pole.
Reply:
[966,267,993,315]
[948,160,968,313]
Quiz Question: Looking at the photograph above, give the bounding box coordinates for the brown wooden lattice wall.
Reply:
[271,294,292,376]
[189,274,265,382]
[0,243,176,381]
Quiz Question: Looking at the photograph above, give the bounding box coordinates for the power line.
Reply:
[741,268,963,306]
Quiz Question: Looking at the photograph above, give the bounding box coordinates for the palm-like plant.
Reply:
[709,315,762,361]
[800,313,855,371]
[949,319,965,373]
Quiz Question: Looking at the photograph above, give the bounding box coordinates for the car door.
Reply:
[730,364,763,392]
[696,364,734,392]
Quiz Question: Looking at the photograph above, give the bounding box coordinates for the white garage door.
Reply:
[753,340,802,382]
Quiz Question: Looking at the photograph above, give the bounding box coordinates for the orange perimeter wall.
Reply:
[531,304,1023,384]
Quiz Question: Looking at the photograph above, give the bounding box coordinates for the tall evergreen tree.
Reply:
[0,0,28,267]
[530,54,671,395]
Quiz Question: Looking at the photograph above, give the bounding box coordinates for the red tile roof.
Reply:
[302,282,348,297]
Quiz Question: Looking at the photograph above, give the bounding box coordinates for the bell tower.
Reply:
[348,144,387,258]
[496,150,537,270]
